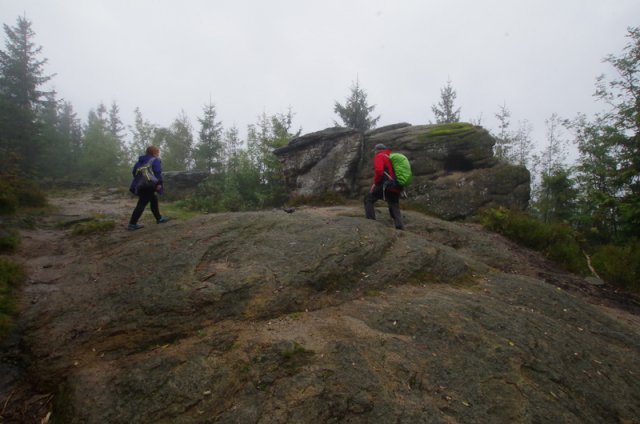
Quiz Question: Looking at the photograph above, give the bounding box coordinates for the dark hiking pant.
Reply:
[364,186,404,230]
[129,187,161,225]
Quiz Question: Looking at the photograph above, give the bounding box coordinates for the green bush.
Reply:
[592,241,640,291]
[480,208,587,275]
[0,258,25,339]
[0,228,21,253]
[0,180,18,215]
[0,175,47,214]
[14,179,47,208]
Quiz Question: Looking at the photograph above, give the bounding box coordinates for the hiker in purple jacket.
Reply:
[128,145,170,230]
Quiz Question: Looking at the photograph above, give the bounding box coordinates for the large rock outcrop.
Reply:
[274,123,530,219]
[2,194,639,423]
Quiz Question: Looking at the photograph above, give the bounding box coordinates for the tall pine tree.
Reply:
[0,15,53,175]
[334,79,380,132]
[594,26,640,236]
[431,79,461,124]
[194,102,224,173]
[130,107,156,160]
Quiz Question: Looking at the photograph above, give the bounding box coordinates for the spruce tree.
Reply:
[161,112,193,171]
[130,107,156,159]
[223,125,242,172]
[594,26,640,236]
[80,106,127,183]
[334,79,380,132]
[493,103,512,161]
[0,15,53,175]
[194,102,224,173]
[431,79,461,124]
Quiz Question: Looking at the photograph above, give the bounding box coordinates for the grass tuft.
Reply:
[71,219,116,236]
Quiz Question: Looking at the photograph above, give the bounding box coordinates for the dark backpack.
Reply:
[135,158,158,192]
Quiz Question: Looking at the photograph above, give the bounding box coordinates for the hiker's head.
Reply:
[373,143,387,154]
[146,145,160,157]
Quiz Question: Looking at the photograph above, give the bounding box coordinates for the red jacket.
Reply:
[373,149,396,186]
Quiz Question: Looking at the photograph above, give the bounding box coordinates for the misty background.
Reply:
[2,0,639,151]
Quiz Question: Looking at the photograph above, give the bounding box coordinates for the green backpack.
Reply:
[388,153,413,187]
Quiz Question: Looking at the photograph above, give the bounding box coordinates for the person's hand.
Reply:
[156,184,162,191]
[370,184,376,193]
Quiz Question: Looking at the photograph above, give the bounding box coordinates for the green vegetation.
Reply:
[71,219,116,236]
[480,208,588,275]
[334,78,380,132]
[426,122,475,137]
[431,79,461,124]
[0,176,47,215]
[591,241,640,291]
[161,202,201,221]
[0,257,25,339]
[0,228,21,253]
[278,342,312,368]
[481,206,639,292]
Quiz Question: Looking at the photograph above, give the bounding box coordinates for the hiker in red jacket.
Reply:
[364,143,404,230]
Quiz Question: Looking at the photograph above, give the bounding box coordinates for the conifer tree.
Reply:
[334,79,380,132]
[0,15,53,175]
[493,103,512,161]
[593,26,640,236]
[108,101,125,142]
[194,102,224,173]
[160,112,193,171]
[223,125,242,171]
[431,79,461,124]
[130,107,156,159]
[80,105,128,183]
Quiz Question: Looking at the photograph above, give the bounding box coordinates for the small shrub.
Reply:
[0,258,25,339]
[480,208,587,275]
[14,179,47,208]
[0,175,47,214]
[0,228,21,253]
[71,219,116,236]
[0,191,18,215]
[592,241,640,291]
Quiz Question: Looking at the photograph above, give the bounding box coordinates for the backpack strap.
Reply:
[136,157,156,174]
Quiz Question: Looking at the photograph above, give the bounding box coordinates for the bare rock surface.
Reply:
[1,192,639,423]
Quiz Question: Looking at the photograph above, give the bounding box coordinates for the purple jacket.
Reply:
[129,154,164,195]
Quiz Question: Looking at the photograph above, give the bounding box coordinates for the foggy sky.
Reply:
[2,0,639,154]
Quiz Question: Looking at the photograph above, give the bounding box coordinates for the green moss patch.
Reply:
[425,122,476,138]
